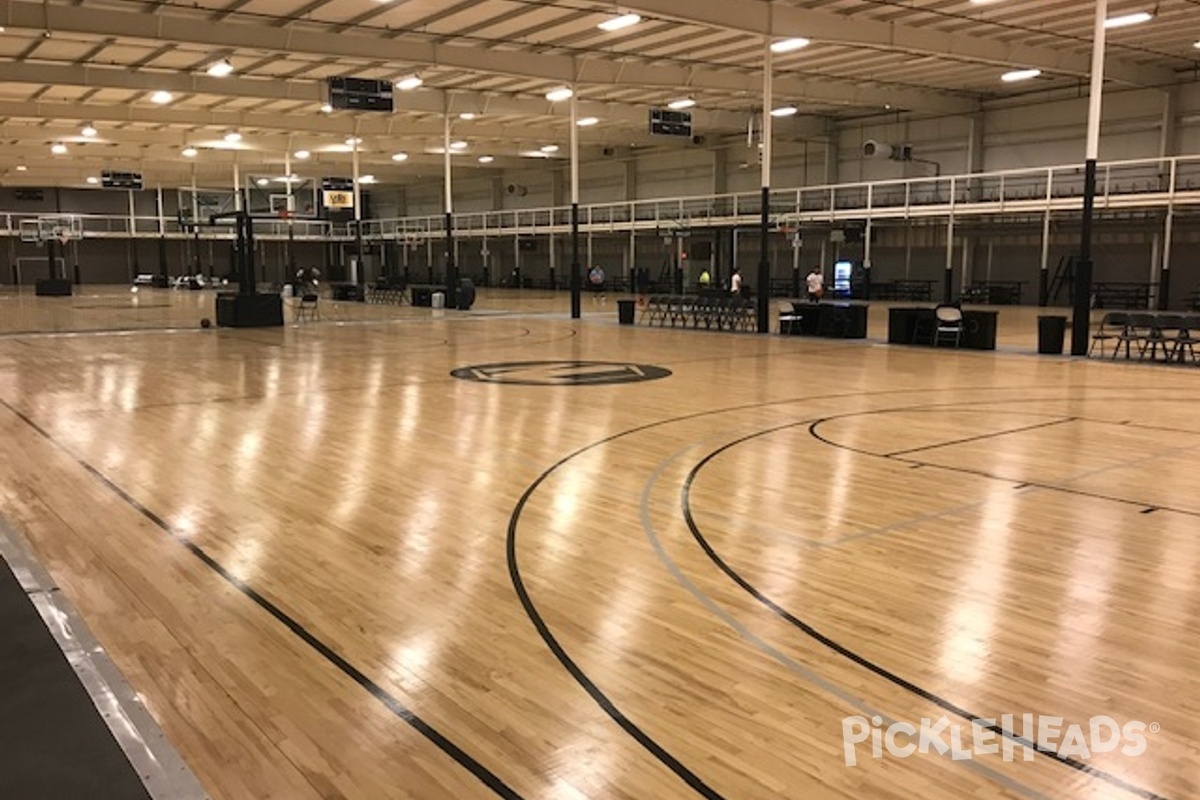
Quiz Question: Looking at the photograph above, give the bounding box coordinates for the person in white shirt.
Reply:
[730,267,743,295]
[806,266,825,302]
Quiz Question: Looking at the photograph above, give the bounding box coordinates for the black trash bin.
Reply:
[1038,315,1067,354]
[457,278,476,310]
[617,299,636,325]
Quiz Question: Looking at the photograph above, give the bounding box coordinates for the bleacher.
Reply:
[869,280,935,301]
[961,281,1024,305]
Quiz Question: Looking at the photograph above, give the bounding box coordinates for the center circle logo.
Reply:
[451,360,671,386]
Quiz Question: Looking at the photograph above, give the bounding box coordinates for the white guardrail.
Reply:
[1,155,1198,242]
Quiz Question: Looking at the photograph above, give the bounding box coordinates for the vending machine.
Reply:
[833,260,853,297]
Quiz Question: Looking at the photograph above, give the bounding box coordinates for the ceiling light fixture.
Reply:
[294,149,311,160]
[770,105,798,117]
[459,112,476,120]
[358,175,377,184]
[478,155,495,163]
[668,97,696,110]
[598,12,641,31]
[396,75,423,91]
[51,143,68,154]
[206,58,234,77]
[81,123,97,137]
[391,152,409,162]
[224,131,242,143]
[1001,68,1042,82]
[577,116,599,126]
[182,146,198,157]
[545,86,573,102]
[256,177,270,187]
[450,140,468,150]
[770,37,811,53]
[320,103,333,113]
[15,165,26,172]
[86,176,99,185]
[150,90,174,104]
[1104,11,1152,28]
[345,136,363,146]
[1194,40,1200,49]
[540,144,560,153]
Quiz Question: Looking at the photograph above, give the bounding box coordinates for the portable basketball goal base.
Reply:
[21,215,82,296]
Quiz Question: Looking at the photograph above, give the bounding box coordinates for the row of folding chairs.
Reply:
[640,295,757,331]
[1089,312,1200,363]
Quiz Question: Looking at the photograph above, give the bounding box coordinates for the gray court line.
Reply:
[1055,436,1200,488]
[0,516,210,800]
[699,496,990,552]
[635,436,1051,800]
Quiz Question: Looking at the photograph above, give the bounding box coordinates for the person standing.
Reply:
[730,267,743,295]
[587,264,606,302]
[806,266,825,303]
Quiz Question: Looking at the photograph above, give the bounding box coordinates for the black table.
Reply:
[330,282,364,301]
[887,307,998,350]
[780,302,868,338]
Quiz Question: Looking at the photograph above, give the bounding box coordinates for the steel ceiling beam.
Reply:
[0,0,979,115]
[621,0,1176,89]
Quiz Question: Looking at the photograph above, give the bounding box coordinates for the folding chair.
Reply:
[1143,314,1183,362]
[296,293,320,322]
[1174,316,1200,364]
[1089,312,1128,357]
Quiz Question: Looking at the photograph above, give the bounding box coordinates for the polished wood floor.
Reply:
[0,287,1196,800]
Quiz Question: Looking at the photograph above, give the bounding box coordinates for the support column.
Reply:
[1072,0,1108,355]
[443,110,457,305]
[757,37,773,333]
[1160,160,1177,310]
[285,150,296,277]
[570,90,581,319]
[1039,172,1054,306]
[352,136,364,288]
[823,123,840,186]
[712,147,727,196]
[944,182,956,303]
[191,167,202,276]
[156,185,167,279]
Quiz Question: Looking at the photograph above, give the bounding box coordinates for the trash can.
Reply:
[432,291,445,309]
[617,299,636,325]
[1038,315,1067,354]
[458,278,476,310]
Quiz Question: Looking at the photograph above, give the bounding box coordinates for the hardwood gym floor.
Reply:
[0,287,1195,800]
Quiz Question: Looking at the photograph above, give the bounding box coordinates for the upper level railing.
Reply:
[363,154,1200,241]
[0,154,1197,243]
[0,213,337,240]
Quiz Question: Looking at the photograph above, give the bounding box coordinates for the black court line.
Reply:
[679,414,1171,800]
[507,443,726,799]
[0,398,524,800]
[885,417,1078,457]
[810,410,1200,520]
[2,379,1181,799]
[504,387,1200,799]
